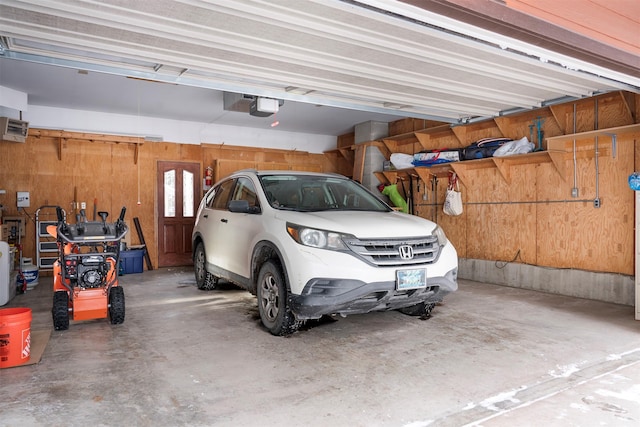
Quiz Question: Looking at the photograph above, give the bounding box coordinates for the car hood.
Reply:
[273,210,436,239]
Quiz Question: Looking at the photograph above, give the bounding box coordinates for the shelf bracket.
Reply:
[492,158,511,184]
[547,150,568,181]
[413,168,432,185]
[449,164,470,187]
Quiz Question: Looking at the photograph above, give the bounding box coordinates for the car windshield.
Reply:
[259,174,391,212]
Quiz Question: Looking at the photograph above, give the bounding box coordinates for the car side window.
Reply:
[231,177,259,209]
[210,179,235,210]
[203,187,216,208]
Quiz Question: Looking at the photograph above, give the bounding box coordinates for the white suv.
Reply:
[192,170,458,335]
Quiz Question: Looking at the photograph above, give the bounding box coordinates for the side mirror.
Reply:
[228,200,260,214]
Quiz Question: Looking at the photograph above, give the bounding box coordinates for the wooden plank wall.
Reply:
[0,132,334,269]
[397,92,638,276]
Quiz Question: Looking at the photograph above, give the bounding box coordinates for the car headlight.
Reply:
[432,225,448,246]
[286,223,348,250]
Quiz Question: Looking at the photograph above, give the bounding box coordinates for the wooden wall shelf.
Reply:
[546,123,640,146]
[29,128,144,163]
[374,151,556,187]
[325,91,637,191]
[364,122,638,187]
[486,151,552,184]
[546,123,639,181]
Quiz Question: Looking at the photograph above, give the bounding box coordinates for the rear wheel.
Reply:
[109,286,125,324]
[257,261,300,336]
[194,242,218,290]
[52,291,69,330]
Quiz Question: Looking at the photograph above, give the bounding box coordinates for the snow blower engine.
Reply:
[49,206,128,330]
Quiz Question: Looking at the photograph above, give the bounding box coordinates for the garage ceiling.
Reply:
[0,0,638,136]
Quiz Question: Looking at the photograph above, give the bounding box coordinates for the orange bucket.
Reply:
[0,307,32,368]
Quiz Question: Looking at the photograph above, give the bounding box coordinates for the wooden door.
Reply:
[157,161,201,267]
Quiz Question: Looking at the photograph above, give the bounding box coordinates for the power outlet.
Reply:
[571,188,579,198]
[594,198,601,208]
[81,201,87,210]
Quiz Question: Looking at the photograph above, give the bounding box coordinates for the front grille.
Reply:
[343,236,440,267]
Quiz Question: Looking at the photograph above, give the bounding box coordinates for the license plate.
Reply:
[396,268,427,290]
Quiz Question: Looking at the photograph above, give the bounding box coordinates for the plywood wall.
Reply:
[0,131,335,270]
[365,91,639,276]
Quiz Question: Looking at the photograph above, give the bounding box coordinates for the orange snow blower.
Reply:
[48,206,128,330]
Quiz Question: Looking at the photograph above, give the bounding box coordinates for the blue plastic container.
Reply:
[120,249,144,274]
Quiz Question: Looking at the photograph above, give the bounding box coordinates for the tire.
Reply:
[399,302,436,317]
[256,261,301,336]
[52,291,70,330]
[109,286,125,324]
[194,242,218,290]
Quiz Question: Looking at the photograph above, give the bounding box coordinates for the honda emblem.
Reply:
[398,245,414,260]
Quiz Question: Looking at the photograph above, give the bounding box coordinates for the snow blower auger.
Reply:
[48,206,128,330]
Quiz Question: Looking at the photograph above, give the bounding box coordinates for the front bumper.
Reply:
[290,267,457,319]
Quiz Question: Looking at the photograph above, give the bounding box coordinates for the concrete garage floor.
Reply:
[1,268,639,427]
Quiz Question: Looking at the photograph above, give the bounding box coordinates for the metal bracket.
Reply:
[604,132,617,158]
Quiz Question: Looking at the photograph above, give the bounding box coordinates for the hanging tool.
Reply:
[408,175,414,215]
[534,116,545,151]
[529,123,535,147]
[398,177,409,214]
[431,175,438,223]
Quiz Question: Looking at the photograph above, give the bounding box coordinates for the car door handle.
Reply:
[221,218,228,223]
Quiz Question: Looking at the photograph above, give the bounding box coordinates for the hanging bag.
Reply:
[443,172,463,216]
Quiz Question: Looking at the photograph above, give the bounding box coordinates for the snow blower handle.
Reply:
[97,211,109,234]
[56,206,65,223]
[116,207,127,237]
[56,206,70,235]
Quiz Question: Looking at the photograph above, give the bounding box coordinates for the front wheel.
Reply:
[398,302,436,318]
[109,286,125,324]
[52,291,69,330]
[256,261,300,336]
[194,242,218,290]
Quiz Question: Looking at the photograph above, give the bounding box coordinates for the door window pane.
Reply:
[234,177,258,208]
[164,170,176,217]
[183,170,194,217]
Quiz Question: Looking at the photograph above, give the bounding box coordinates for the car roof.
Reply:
[233,169,345,179]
